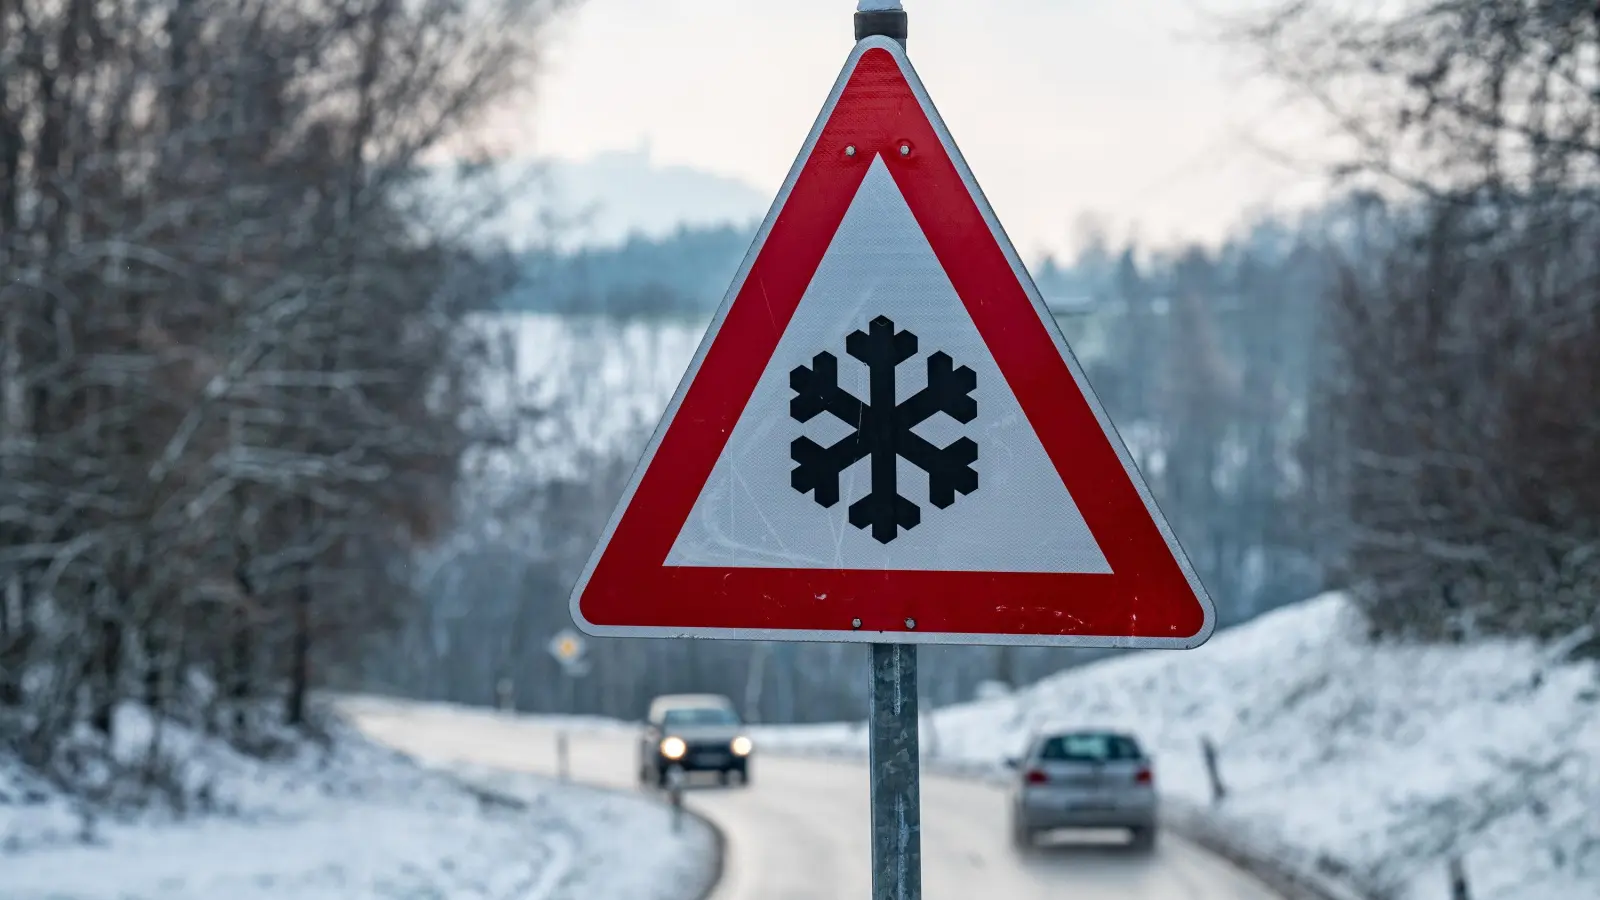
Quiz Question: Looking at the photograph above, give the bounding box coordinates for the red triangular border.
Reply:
[570,38,1213,647]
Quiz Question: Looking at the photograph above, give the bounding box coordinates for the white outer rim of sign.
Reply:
[566,36,1217,650]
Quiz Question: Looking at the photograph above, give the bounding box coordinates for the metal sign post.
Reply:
[869,642,920,900]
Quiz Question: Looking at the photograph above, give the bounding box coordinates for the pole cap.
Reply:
[855,3,908,45]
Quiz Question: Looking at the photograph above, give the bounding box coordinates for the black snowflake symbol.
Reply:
[789,315,979,544]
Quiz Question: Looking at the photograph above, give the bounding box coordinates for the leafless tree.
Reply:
[0,0,569,794]
[1232,0,1600,642]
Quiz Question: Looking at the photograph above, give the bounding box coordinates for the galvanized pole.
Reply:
[868,643,921,900]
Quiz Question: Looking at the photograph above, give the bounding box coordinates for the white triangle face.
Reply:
[665,156,1110,574]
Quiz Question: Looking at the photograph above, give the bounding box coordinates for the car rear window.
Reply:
[1037,733,1143,762]
[662,706,740,728]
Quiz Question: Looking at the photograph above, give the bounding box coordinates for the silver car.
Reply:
[1005,729,1158,852]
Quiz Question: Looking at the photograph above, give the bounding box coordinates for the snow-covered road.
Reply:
[345,698,1285,900]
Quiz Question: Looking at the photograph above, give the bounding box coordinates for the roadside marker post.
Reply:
[547,628,588,782]
[567,4,1214,897]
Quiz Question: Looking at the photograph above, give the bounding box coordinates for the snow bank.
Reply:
[1,703,712,900]
[447,764,715,900]
[757,593,1600,900]
[0,749,83,853]
[338,694,718,900]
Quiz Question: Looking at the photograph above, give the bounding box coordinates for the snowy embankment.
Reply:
[1,702,713,900]
[336,694,718,900]
[756,594,1600,900]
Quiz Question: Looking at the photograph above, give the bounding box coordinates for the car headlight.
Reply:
[731,735,753,757]
[660,736,687,760]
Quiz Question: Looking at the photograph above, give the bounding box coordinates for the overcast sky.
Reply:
[479,0,1338,257]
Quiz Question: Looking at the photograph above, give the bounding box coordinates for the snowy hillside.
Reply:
[0,704,713,900]
[757,594,1600,900]
[468,312,704,481]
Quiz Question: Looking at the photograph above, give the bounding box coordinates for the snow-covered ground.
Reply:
[0,703,713,900]
[755,593,1600,900]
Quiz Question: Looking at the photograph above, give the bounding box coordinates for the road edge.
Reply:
[333,697,727,900]
[1158,802,1371,900]
[680,791,728,900]
[353,733,724,900]
[759,744,1374,900]
[450,766,730,900]
[442,769,728,900]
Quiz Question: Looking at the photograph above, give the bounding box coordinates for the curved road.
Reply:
[347,700,1283,900]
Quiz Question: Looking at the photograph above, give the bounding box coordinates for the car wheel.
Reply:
[1009,812,1033,852]
[1129,825,1157,852]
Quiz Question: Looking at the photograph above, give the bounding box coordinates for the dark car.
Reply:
[638,694,753,788]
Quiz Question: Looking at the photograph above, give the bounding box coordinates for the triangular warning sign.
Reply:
[570,36,1214,648]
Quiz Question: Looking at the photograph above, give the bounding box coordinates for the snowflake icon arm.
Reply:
[789,352,864,425]
[846,315,918,373]
[898,432,978,509]
[791,432,866,508]
[896,351,977,428]
[790,353,871,510]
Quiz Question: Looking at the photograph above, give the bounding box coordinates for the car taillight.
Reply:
[1135,767,1153,785]
[1025,769,1049,784]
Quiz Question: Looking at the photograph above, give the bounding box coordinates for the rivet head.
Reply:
[851,618,863,629]
[845,145,857,157]
[899,144,911,156]
[904,617,917,629]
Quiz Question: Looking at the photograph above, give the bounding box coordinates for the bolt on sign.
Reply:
[568,33,1213,651]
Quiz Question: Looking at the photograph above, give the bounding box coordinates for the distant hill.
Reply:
[418,144,771,253]
[417,145,1097,316]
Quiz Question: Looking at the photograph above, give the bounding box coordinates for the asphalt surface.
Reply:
[347,701,1284,900]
